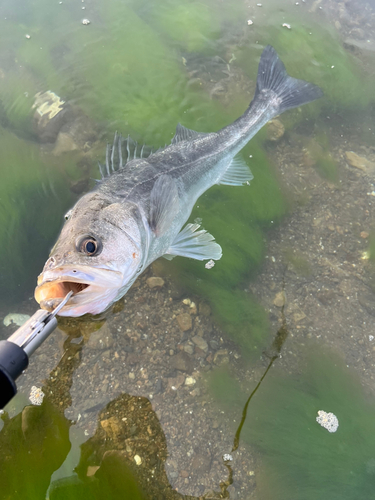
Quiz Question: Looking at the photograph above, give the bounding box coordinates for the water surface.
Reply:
[1,0,375,498]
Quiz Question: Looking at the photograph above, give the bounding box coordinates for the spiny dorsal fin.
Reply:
[98,133,155,179]
[149,174,179,237]
[171,123,208,144]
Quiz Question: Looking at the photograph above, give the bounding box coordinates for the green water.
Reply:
[1,0,375,498]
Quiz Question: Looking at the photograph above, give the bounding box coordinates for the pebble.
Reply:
[192,336,208,352]
[185,376,196,386]
[146,277,165,289]
[183,345,194,355]
[273,291,286,308]
[169,351,194,373]
[134,455,142,465]
[176,313,192,331]
[213,349,229,364]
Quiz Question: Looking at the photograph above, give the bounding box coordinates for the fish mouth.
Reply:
[35,266,123,316]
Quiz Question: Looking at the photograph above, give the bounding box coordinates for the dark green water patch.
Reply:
[0,128,72,302]
[239,348,375,500]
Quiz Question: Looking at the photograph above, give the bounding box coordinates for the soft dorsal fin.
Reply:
[218,154,253,186]
[149,174,179,236]
[171,123,208,144]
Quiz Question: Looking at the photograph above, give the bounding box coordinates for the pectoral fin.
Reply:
[165,223,222,261]
[149,174,179,236]
[218,154,253,186]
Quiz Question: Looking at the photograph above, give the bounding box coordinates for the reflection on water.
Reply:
[1,0,375,498]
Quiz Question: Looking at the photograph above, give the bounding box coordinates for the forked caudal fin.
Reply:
[254,45,323,113]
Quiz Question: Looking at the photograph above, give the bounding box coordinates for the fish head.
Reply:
[35,193,144,317]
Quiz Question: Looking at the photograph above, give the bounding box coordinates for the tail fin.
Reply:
[255,45,323,113]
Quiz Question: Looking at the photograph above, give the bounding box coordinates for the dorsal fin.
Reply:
[98,133,155,179]
[171,123,208,144]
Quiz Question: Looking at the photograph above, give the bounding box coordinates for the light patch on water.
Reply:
[3,313,30,327]
[316,410,339,433]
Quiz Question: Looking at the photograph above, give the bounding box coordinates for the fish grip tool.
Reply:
[0,291,72,409]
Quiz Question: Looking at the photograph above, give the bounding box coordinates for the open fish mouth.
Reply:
[34,266,123,316]
[35,280,91,311]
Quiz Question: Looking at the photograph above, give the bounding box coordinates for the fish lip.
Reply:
[37,266,123,288]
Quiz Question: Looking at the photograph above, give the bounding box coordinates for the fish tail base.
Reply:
[254,45,323,113]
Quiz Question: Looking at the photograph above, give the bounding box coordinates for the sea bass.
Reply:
[35,46,323,317]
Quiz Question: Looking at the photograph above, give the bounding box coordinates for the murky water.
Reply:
[1,0,375,498]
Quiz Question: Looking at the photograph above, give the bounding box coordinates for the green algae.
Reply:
[235,8,373,122]
[165,139,284,354]
[240,348,375,500]
[153,1,220,53]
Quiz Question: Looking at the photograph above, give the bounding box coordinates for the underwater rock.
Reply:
[192,335,208,352]
[146,277,165,289]
[52,131,79,155]
[345,151,375,173]
[32,91,68,143]
[3,313,30,326]
[169,351,194,373]
[266,119,285,141]
[176,313,192,332]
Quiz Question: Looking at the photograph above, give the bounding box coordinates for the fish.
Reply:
[34,45,323,317]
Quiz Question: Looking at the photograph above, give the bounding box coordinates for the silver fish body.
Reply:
[35,46,323,316]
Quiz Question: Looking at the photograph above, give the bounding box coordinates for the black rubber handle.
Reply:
[0,340,29,409]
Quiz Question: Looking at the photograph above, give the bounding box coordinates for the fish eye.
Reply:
[76,235,102,256]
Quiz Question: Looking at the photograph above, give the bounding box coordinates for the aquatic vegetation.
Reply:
[167,140,284,354]
[240,348,375,500]
[152,1,219,53]
[236,7,373,121]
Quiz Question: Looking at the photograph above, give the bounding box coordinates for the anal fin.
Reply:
[219,154,253,186]
[165,223,222,261]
